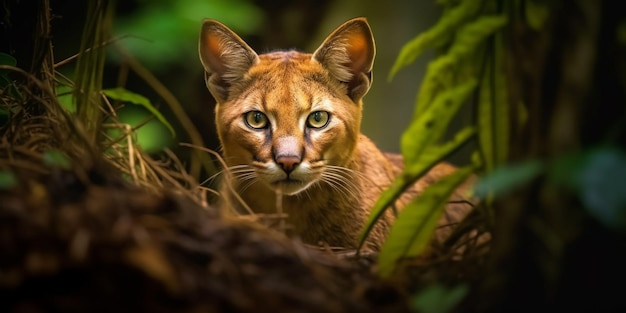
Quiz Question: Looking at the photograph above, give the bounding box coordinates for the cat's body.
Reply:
[199,18,473,251]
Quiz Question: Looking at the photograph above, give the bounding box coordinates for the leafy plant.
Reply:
[359,0,510,277]
[73,0,114,141]
[51,0,187,180]
[0,52,17,88]
[377,165,476,277]
[0,52,22,101]
[99,87,175,153]
[474,147,626,231]
[43,149,72,170]
[411,283,469,313]
[0,170,17,190]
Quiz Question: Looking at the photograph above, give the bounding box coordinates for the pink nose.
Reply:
[276,155,301,173]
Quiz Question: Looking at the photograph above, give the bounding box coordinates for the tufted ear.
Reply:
[312,17,375,102]
[199,19,259,102]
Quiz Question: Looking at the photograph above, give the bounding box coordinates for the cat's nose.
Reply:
[273,136,302,174]
[276,155,301,173]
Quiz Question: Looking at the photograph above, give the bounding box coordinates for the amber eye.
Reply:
[307,111,330,129]
[244,111,268,129]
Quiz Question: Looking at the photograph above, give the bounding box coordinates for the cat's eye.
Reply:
[244,111,269,129]
[307,111,330,129]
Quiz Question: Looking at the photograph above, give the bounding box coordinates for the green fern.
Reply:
[378,165,476,277]
[388,0,483,81]
[358,0,511,276]
[413,16,507,118]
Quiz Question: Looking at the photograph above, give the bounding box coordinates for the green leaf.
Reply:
[525,0,550,30]
[577,148,626,230]
[405,126,476,176]
[549,147,626,230]
[0,170,18,190]
[0,52,17,72]
[402,79,477,165]
[56,85,76,112]
[411,284,469,313]
[0,52,17,66]
[0,52,22,99]
[477,25,509,173]
[0,52,17,84]
[0,75,10,89]
[414,15,508,117]
[473,159,544,199]
[103,87,175,137]
[377,165,476,277]
[43,150,71,170]
[388,0,483,80]
[477,56,495,171]
[492,30,509,166]
[358,127,475,250]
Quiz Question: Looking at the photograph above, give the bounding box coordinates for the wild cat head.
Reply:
[199,18,375,195]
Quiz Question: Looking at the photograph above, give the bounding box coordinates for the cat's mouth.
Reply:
[270,178,312,195]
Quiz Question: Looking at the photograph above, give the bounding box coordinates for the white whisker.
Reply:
[321,172,358,201]
[239,179,258,193]
[325,164,371,184]
[201,164,256,186]
[200,169,224,186]
[208,164,260,194]
[320,165,362,201]
[304,183,315,201]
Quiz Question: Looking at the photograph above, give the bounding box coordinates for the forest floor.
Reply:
[0,156,412,312]
[0,84,414,312]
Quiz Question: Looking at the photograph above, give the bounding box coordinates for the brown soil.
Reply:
[0,158,410,312]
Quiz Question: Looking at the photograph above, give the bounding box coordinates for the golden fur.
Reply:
[199,18,473,251]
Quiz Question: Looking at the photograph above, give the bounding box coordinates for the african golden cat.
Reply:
[199,18,473,251]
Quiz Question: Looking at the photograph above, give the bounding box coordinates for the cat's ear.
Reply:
[199,19,259,102]
[313,18,375,101]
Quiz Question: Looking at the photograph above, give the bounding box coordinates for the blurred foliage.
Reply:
[472,145,626,253]
[359,0,508,277]
[103,87,175,137]
[0,170,18,190]
[377,165,476,277]
[0,52,17,87]
[106,106,175,154]
[50,0,178,158]
[473,159,544,199]
[411,283,468,313]
[0,52,22,100]
[102,87,176,153]
[56,85,75,112]
[104,0,265,156]
[112,0,264,71]
[73,0,114,141]
[549,147,626,230]
[524,0,550,30]
[42,149,72,170]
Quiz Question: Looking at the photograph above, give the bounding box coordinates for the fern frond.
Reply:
[388,0,483,81]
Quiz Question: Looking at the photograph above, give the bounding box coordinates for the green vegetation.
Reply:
[359,0,509,275]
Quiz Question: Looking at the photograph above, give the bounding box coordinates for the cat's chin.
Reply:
[270,179,314,196]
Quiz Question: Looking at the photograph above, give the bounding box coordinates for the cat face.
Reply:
[199,18,375,195]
